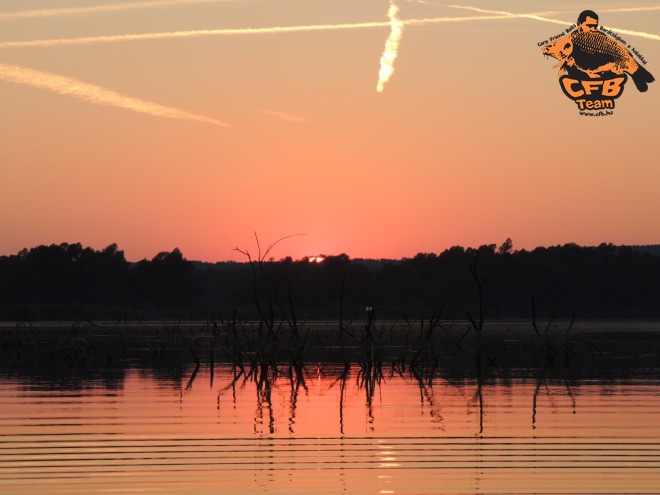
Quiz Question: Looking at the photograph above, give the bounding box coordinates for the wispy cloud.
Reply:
[403,0,442,7]
[599,6,660,14]
[377,1,404,93]
[0,0,239,21]
[1,4,655,49]
[7,0,655,23]
[256,109,310,122]
[0,15,532,49]
[0,62,230,127]
[449,5,660,41]
[447,5,572,27]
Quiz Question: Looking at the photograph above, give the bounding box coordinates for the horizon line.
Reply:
[3,240,659,264]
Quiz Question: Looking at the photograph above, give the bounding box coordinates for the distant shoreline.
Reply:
[3,242,660,321]
[3,319,660,331]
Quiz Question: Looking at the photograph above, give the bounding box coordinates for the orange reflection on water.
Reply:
[0,366,658,494]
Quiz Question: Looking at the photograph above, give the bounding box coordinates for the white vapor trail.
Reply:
[5,0,656,23]
[256,109,309,122]
[599,6,660,14]
[0,63,230,127]
[0,5,655,48]
[449,5,660,41]
[0,0,238,21]
[377,1,404,93]
[404,0,442,5]
[0,15,534,49]
[448,5,572,27]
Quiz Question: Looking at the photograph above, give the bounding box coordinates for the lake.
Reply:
[0,321,658,494]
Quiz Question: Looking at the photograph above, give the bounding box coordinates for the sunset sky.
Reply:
[1,0,658,262]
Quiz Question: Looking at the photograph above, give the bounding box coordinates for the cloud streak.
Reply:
[0,62,230,127]
[256,109,309,122]
[0,14,536,49]
[377,1,404,93]
[449,5,660,41]
[598,6,660,14]
[0,0,239,21]
[6,0,656,23]
[0,5,655,49]
[448,5,572,27]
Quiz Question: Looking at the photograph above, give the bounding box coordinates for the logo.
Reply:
[539,10,654,116]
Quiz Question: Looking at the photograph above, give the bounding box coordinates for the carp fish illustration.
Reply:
[542,30,655,92]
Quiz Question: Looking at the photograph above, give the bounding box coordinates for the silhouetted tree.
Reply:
[498,238,514,255]
[2,241,660,321]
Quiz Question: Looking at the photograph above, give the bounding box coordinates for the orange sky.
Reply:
[0,0,658,261]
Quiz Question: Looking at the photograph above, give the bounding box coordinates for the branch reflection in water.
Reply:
[211,359,581,436]
[2,321,659,495]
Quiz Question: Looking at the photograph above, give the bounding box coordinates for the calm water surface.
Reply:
[0,324,658,494]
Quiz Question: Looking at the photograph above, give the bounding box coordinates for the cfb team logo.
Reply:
[540,10,654,116]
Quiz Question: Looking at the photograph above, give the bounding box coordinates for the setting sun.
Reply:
[0,2,659,495]
[0,0,657,262]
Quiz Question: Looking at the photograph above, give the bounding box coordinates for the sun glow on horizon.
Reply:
[1,0,658,263]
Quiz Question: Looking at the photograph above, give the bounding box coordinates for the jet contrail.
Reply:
[449,5,660,41]
[447,5,572,27]
[377,1,404,93]
[0,0,240,21]
[256,109,309,122]
[0,62,230,127]
[599,6,660,14]
[0,14,532,49]
[403,0,442,7]
[7,0,647,23]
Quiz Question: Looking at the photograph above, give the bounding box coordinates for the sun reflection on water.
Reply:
[0,353,659,494]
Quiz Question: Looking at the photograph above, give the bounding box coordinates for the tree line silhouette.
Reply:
[1,240,659,322]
